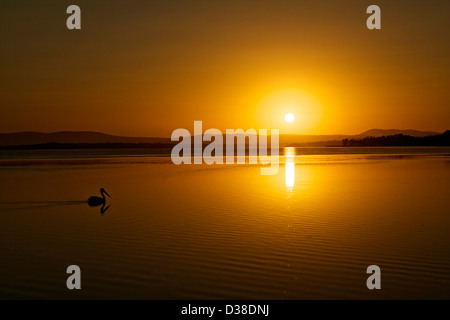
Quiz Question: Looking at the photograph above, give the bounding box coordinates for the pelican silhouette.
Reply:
[88,188,111,207]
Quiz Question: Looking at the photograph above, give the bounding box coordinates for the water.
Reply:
[1,147,450,299]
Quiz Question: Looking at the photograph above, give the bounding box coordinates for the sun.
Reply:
[255,88,323,134]
[284,113,295,123]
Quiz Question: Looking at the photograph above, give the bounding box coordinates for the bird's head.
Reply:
[100,188,111,198]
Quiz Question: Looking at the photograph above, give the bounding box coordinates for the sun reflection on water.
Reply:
[285,147,295,192]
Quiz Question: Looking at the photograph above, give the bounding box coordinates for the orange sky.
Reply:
[1,0,449,137]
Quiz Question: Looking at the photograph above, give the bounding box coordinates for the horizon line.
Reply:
[0,128,444,139]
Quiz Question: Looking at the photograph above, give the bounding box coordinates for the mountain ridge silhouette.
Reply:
[0,129,442,147]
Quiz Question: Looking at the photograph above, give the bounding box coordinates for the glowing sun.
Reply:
[284,113,295,123]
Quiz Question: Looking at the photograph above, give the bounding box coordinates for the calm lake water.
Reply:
[1,147,450,299]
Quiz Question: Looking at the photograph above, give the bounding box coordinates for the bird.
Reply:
[88,188,111,207]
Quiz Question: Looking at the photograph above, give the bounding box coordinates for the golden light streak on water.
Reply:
[285,147,295,191]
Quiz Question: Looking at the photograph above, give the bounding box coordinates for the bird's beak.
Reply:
[105,191,111,198]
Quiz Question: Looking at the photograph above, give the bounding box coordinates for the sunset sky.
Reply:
[1,0,449,137]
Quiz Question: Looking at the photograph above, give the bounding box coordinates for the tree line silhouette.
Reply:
[342,131,450,146]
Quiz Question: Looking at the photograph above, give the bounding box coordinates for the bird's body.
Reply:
[88,188,111,207]
[88,196,105,206]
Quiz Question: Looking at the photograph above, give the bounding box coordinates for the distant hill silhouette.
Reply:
[285,129,439,147]
[343,131,450,146]
[0,129,443,148]
[355,129,439,138]
[0,131,170,146]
